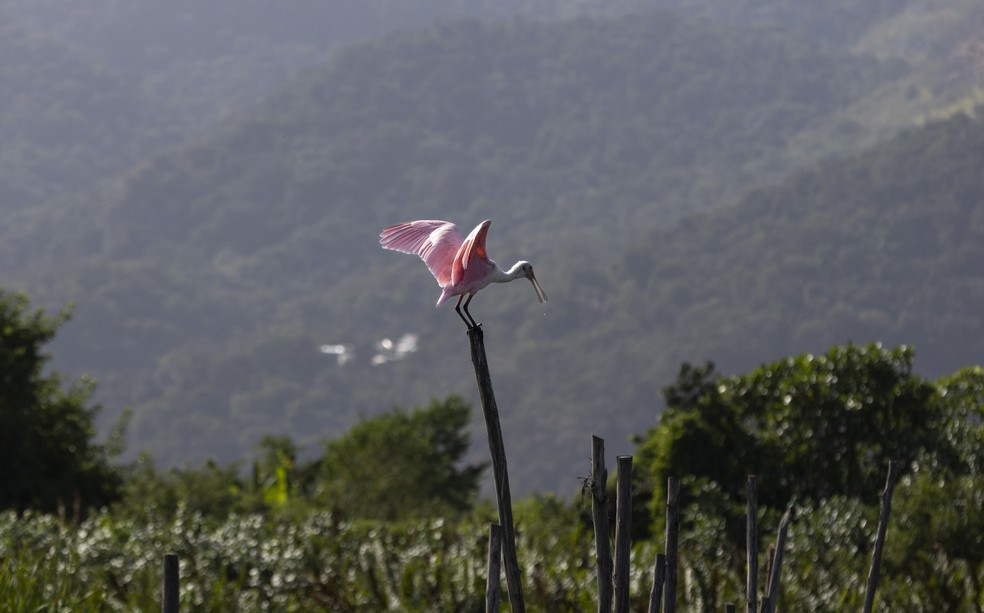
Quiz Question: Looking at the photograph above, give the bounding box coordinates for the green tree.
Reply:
[880,366,984,609]
[115,436,306,521]
[115,453,244,521]
[637,344,945,540]
[248,435,300,510]
[0,290,121,515]
[312,396,486,521]
[635,344,984,609]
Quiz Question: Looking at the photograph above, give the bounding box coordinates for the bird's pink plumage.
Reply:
[380,218,519,313]
[379,220,463,287]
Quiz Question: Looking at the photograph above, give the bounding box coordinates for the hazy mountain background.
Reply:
[2,0,983,494]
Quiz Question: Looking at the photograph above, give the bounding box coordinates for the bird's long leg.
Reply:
[462,293,479,328]
[454,295,473,329]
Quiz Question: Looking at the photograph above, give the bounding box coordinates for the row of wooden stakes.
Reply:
[480,434,899,613]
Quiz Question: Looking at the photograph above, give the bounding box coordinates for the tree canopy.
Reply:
[0,290,121,514]
[640,344,945,511]
[311,396,486,521]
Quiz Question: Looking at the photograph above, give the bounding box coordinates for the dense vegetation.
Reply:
[4,1,984,609]
[1,302,980,609]
[0,291,122,515]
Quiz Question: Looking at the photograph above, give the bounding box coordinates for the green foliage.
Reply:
[0,498,652,611]
[933,366,984,473]
[2,343,983,609]
[0,509,491,612]
[114,454,245,522]
[636,342,984,609]
[882,471,984,610]
[0,290,121,515]
[776,496,873,610]
[114,398,484,524]
[251,435,299,510]
[312,397,486,521]
[640,344,942,520]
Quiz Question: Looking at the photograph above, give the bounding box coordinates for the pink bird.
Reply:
[379,219,547,328]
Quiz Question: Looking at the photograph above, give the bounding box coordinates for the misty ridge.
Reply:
[1,0,984,494]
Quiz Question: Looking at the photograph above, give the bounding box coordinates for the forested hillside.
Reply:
[622,112,984,378]
[0,17,164,207]
[2,0,650,210]
[2,0,983,493]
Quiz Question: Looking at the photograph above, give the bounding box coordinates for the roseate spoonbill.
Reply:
[379,219,547,328]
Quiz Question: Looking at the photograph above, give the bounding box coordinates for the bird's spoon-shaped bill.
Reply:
[528,268,547,304]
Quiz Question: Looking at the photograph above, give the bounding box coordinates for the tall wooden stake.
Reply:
[663,477,680,613]
[648,553,666,613]
[487,523,502,613]
[760,507,791,613]
[614,456,633,613]
[746,476,758,613]
[163,553,179,613]
[591,436,614,613]
[468,326,526,613]
[863,461,899,613]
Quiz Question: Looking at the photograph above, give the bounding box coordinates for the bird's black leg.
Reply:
[454,295,473,329]
[462,293,479,328]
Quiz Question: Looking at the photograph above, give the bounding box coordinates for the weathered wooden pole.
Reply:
[746,476,758,613]
[591,435,614,613]
[648,553,666,613]
[663,477,680,613]
[614,456,633,613]
[468,326,526,613]
[163,553,179,613]
[760,507,791,613]
[487,523,502,613]
[760,546,774,613]
[863,460,899,613]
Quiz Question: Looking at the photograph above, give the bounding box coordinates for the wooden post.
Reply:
[863,461,899,613]
[591,436,613,613]
[614,456,633,613]
[663,477,680,613]
[468,326,525,613]
[487,523,502,613]
[760,507,791,613]
[760,545,774,613]
[163,553,179,613]
[726,604,737,613]
[648,553,666,613]
[746,476,758,613]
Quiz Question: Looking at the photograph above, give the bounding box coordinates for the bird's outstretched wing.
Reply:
[452,219,491,286]
[380,220,462,287]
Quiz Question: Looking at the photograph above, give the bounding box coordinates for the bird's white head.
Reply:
[515,261,548,304]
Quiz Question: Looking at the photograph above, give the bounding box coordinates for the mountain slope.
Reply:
[3,4,982,493]
[19,12,902,483]
[98,11,899,264]
[0,18,166,207]
[623,110,984,379]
